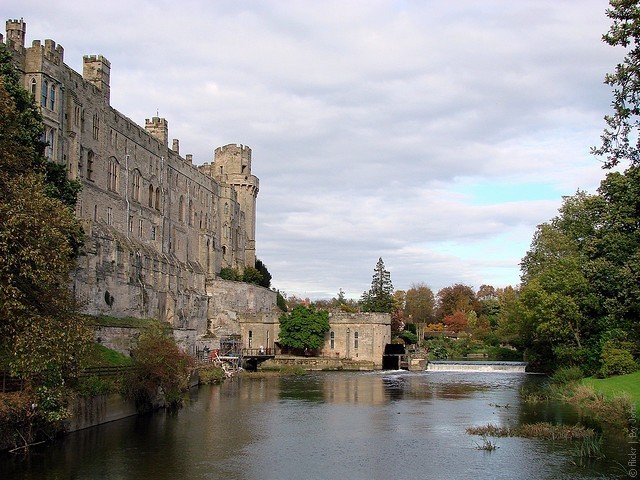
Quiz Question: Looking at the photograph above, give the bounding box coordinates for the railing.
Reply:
[242,348,274,356]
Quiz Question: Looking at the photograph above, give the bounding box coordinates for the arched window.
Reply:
[148,184,154,207]
[132,170,141,201]
[155,187,161,210]
[224,202,229,215]
[223,223,229,239]
[179,196,185,222]
[30,78,36,96]
[108,158,119,192]
[41,80,48,106]
[50,84,55,110]
[188,200,193,226]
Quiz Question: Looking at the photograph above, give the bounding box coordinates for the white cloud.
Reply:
[8,0,619,298]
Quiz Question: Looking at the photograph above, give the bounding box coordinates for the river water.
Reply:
[1,370,632,480]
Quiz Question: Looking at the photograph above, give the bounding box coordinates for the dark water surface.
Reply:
[1,371,632,480]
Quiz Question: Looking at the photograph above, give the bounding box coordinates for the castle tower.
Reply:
[83,55,111,102]
[145,117,168,146]
[5,18,26,50]
[212,144,259,268]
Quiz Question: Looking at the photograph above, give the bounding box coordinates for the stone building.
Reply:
[3,18,391,366]
[3,17,279,353]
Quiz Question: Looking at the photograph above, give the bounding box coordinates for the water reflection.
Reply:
[1,371,627,480]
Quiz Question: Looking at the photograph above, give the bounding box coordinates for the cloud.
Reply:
[8,0,619,299]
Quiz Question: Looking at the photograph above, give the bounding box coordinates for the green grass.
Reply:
[87,315,168,329]
[582,370,640,414]
[87,343,132,367]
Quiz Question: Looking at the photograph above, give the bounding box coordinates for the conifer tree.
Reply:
[360,258,395,313]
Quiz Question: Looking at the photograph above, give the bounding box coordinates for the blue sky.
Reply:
[7,0,621,299]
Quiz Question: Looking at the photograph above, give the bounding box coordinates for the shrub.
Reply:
[127,328,194,410]
[241,266,264,285]
[219,267,239,281]
[599,343,637,378]
[551,366,584,385]
[400,330,418,345]
[198,364,226,384]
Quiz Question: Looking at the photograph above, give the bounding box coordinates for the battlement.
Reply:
[213,144,252,176]
[83,54,110,101]
[5,18,25,49]
[44,38,64,64]
[145,116,168,146]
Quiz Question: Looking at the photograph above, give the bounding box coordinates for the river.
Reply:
[1,370,633,479]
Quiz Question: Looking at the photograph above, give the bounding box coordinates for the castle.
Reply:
[3,18,390,366]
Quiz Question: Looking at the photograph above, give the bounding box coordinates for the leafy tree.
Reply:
[255,258,272,288]
[360,257,395,313]
[436,284,477,319]
[0,69,91,387]
[278,305,330,353]
[219,267,240,281]
[276,290,287,312]
[443,311,468,333]
[592,0,640,168]
[405,282,436,326]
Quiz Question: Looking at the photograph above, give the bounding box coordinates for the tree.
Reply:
[0,70,91,387]
[436,284,477,320]
[255,258,272,288]
[405,283,435,325]
[278,305,330,353]
[360,258,395,313]
[592,0,640,168]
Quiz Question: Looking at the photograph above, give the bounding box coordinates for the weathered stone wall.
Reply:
[322,313,391,368]
[5,19,260,346]
[205,279,279,350]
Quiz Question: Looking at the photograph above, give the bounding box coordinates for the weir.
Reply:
[427,360,528,373]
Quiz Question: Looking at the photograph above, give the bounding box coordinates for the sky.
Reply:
[5,0,623,299]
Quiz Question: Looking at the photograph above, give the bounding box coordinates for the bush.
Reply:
[599,344,638,378]
[219,267,239,281]
[242,266,264,285]
[487,346,523,361]
[400,330,418,345]
[551,366,584,385]
[127,328,194,410]
[198,364,226,384]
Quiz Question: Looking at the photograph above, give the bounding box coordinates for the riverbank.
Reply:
[582,370,640,415]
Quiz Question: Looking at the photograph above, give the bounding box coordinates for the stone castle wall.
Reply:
[3,18,270,350]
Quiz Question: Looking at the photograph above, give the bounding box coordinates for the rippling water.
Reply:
[0,371,630,479]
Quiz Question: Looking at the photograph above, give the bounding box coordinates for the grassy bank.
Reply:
[582,370,640,415]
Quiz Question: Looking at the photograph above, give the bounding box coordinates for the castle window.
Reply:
[41,80,48,106]
[93,113,99,140]
[30,78,36,96]
[248,330,253,349]
[223,223,229,239]
[188,200,194,226]
[155,187,161,210]
[46,129,54,159]
[151,225,156,241]
[199,211,203,229]
[50,84,55,110]
[93,205,97,221]
[132,170,141,202]
[128,216,133,233]
[148,185,154,207]
[107,207,113,225]
[354,332,359,350]
[87,151,94,181]
[330,331,335,350]
[224,203,229,215]
[108,158,119,192]
[138,219,143,237]
[179,196,185,223]
[74,106,80,127]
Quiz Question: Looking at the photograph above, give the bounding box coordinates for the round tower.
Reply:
[212,144,259,268]
[6,18,26,49]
